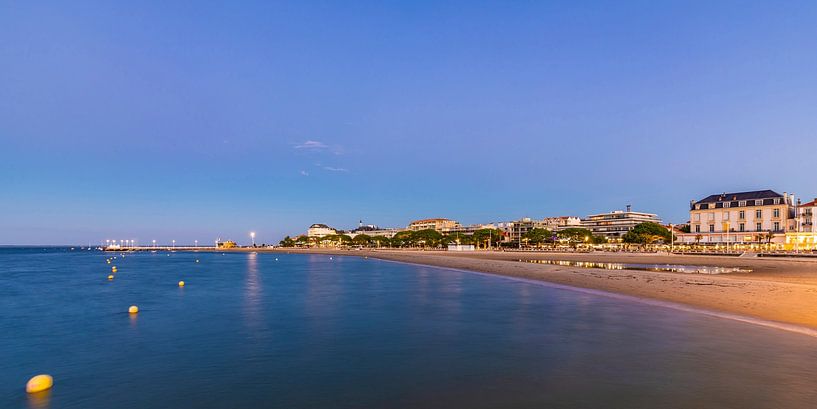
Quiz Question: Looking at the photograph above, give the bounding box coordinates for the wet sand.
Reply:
[263,248,817,331]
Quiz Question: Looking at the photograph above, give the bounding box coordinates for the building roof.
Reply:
[801,199,817,207]
[309,223,332,229]
[409,218,452,224]
[696,190,783,204]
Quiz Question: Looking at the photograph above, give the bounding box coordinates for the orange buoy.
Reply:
[26,375,53,393]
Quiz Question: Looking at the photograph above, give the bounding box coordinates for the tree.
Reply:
[472,228,503,249]
[590,235,608,245]
[411,229,444,248]
[558,228,594,245]
[443,233,473,246]
[321,234,353,247]
[522,228,552,247]
[371,236,391,248]
[352,234,372,247]
[279,236,295,247]
[622,222,672,245]
[391,231,414,248]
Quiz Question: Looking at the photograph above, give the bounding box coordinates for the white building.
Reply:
[408,218,460,232]
[581,206,661,240]
[507,216,581,243]
[785,198,817,250]
[678,190,796,246]
[307,223,337,238]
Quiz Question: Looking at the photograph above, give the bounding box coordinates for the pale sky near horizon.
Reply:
[2,1,817,245]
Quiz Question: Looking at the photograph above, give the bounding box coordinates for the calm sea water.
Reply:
[2,247,817,408]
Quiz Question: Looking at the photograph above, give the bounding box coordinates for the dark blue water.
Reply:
[2,247,817,408]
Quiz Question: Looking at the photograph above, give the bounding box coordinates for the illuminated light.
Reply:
[111,266,118,273]
[26,375,53,393]
[108,275,114,280]
[178,281,185,287]
[128,305,139,314]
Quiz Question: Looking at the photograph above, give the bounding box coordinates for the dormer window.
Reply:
[755,199,763,206]
[774,198,781,205]
[724,202,731,208]
[739,201,746,207]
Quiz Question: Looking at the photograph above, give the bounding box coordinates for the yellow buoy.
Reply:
[178,281,185,287]
[111,266,117,273]
[26,374,53,393]
[108,275,114,280]
[128,305,139,314]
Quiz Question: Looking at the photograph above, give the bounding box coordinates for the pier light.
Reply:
[250,232,256,246]
[195,240,198,248]
[172,239,176,248]
[152,239,156,248]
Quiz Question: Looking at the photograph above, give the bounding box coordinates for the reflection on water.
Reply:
[520,259,751,274]
[27,390,50,409]
[243,252,262,329]
[1,248,815,409]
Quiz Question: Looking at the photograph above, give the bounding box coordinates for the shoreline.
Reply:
[252,248,817,332]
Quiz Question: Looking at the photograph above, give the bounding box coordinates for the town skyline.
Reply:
[3,2,817,244]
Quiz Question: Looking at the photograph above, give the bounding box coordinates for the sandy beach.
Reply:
[260,248,817,331]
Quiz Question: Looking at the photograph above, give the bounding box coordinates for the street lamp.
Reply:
[152,239,156,248]
[195,240,198,248]
[670,224,674,254]
[172,239,176,249]
[250,232,256,247]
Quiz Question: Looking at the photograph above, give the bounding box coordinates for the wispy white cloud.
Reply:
[300,170,309,176]
[322,166,349,172]
[294,140,328,150]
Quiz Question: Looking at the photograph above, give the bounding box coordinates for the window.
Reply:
[723,212,729,220]
[696,204,701,210]
[774,198,781,205]
[695,225,700,233]
[739,201,746,207]
[774,222,780,231]
[773,209,780,218]
[709,225,715,233]
[708,213,715,221]
[724,202,731,208]
[693,214,701,222]
[755,200,763,206]
[739,211,745,219]
[756,209,762,219]
[739,223,745,232]
[756,223,762,231]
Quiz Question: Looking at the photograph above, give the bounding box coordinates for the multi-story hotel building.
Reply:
[679,190,796,246]
[581,206,661,240]
[408,218,460,232]
[507,216,582,243]
[307,223,337,238]
[785,198,817,250]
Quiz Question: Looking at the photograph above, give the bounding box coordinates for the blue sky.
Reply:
[2,1,816,245]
